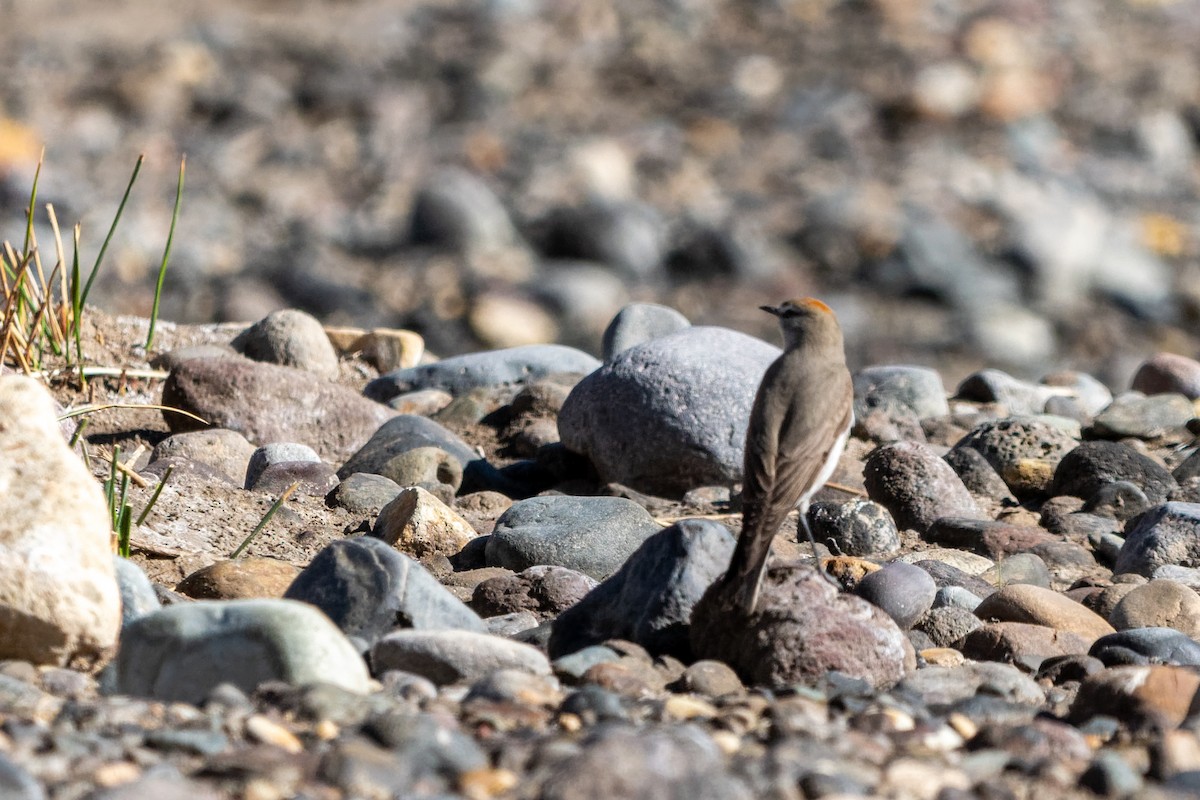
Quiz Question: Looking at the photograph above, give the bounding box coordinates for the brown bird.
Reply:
[721,297,854,613]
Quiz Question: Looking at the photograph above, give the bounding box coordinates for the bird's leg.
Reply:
[797,505,840,589]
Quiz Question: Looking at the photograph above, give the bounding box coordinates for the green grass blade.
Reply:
[230,481,300,559]
[21,153,42,256]
[145,155,184,350]
[136,464,173,527]
[80,154,143,309]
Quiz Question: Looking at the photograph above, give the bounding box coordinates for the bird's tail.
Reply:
[718,504,784,614]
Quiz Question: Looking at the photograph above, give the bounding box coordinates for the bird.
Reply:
[719,297,854,614]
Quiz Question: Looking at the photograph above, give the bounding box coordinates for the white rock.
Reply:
[0,376,120,666]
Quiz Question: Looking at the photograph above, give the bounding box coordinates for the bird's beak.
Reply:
[759,305,781,316]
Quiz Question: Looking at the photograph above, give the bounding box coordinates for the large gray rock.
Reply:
[690,563,914,689]
[548,518,735,660]
[853,365,949,422]
[364,345,599,403]
[1051,441,1178,505]
[110,599,370,703]
[1115,503,1200,577]
[558,326,779,497]
[113,557,161,624]
[0,376,121,667]
[161,356,395,462]
[485,496,663,580]
[284,537,484,649]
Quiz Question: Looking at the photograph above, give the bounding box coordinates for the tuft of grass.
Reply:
[2,152,185,378]
[100,444,173,558]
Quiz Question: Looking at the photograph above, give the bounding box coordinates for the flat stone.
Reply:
[161,356,394,462]
[1089,627,1200,667]
[110,599,370,703]
[175,558,299,600]
[558,326,780,497]
[1091,393,1194,440]
[897,661,1044,707]
[371,629,551,685]
[0,376,120,667]
[549,518,735,659]
[365,344,599,402]
[485,495,662,580]
[926,518,1055,560]
[955,369,1067,416]
[959,622,1092,666]
[974,584,1114,642]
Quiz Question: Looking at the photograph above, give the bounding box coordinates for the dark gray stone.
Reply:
[863,441,981,534]
[245,442,320,488]
[808,499,900,557]
[601,303,690,362]
[365,345,599,402]
[943,445,1015,502]
[485,495,664,580]
[951,416,1079,498]
[852,364,949,421]
[1083,480,1152,521]
[1050,440,1178,505]
[560,326,780,497]
[1088,627,1200,666]
[1091,393,1194,440]
[370,630,550,684]
[109,599,370,704]
[284,537,484,648]
[409,166,516,252]
[541,201,667,280]
[1114,502,1200,577]
[548,518,735,659]
[854,562,937,630]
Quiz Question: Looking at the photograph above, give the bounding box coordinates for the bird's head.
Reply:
[760,297,843,350]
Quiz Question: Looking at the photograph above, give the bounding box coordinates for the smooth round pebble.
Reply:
[854,562,937,629]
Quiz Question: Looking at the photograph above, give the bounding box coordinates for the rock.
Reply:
[853,562,937,629]
[231,308,340,378]
[485,496,662,580]
[863,441,981,534]
[330,328,425,373]
[1132,353,1200,399]
[244,442,320,488]
[1091,393,1194,440]
[1071,665,1200,729]
[955,369,1065,416]
[959,622,1092,666]
[284,537,484,648]
[376,446,463,494]
[853,364,949,421]
[558,326,780,497]
[0,376,121,667]
[161,356,394,462]
[110,599,370,703]
[914,605,982,647]
[548,519,735,660]
[113,557,161,624]
[897,661,1044,707]
[0,751,44,800]
[900,550,996,578]
[372,486,477,559]
[601,303,691,362]
[248,461,339,496]
[365,345,598,403]
[482,611,540,637]
[1115,502,1200,577]
[1083,480,1152,521]
[540,201,667,280]
[951,417,1078,499]
[1080,751,1145,798]
[1108,580,1200,638]
[1050,441,1178,505]
[1090,627,1200,667]
[150,429,257,484]
[552,646,621,682]
[371,630,550,685]
[807,500,900,557]
[675,660,745,696]
[942,446,1015,503]
[326,473,404,516]
[336,414,513,496]
[926,518,1055,560]
[387,388,454,416]
[176,558,300,599]
[691,563,914,690]
[471,565,598,619]
[1041,370,1115,417]
[974,584,1115,641]
[410,166,516,252]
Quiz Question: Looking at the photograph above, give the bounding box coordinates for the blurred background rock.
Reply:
[2,0,1199,387]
